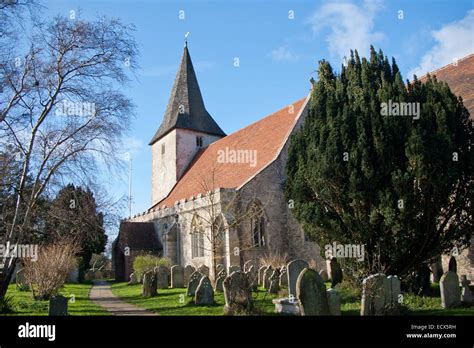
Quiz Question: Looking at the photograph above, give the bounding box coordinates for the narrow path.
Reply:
[89,280,157,316]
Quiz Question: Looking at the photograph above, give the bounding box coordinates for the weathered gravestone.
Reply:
[184,265,195,286]
[155,266,169,289]
[268,269,281,294]
[216,264,225,274]
[329,258,343,287]
[243,259,259,273]
[171,265,185,288]
[460,275,473,304]
[198,264,210,277]
[195,276,214,305]
[296,268,330,315]
[16,268,29,291]
[223,271,253,315]
[279,269,288,287]
[187,271,203,297]
[287,259,309,298]
[258,266,266,286]
[246,265,258,291]
[128,272,138,285]
[142,271,157,297]
[440,271,461,308]
[263,266,274,289]
[448,256,457,273]
[384,275,401,305]
[49,295,68,316]
[215,274,225,292]
[326,288,341,315]
[229,265,241,274]
[360,274,386,315]
[319,270,329,282]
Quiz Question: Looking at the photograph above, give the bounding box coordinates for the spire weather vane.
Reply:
[184,32,190,47]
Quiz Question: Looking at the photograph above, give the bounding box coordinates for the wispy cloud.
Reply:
[408,10,474,78]
[270,46,300,62]
[307,0,385,63]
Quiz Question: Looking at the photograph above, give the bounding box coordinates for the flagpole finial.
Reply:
[184,32,190,47]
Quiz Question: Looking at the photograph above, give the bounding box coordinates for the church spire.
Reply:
[149,44,225,145]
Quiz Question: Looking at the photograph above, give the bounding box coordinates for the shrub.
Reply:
[0,295,15,313]
[133,255,170,281]
[259,248,288,269]
[23,237,79,300]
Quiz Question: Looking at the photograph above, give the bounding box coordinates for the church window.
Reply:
[161,143,165,155]
[249,202,265,247]
[191,216,205,258]
[196,136,203,147]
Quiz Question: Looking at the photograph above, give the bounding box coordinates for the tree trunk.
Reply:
[0,259,17,301]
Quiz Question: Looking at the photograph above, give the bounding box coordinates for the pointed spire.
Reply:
[149,45,225,145]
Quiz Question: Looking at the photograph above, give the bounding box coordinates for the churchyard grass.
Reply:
[1,283,108,316]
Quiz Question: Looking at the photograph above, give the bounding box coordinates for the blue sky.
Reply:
[42,0,473,235]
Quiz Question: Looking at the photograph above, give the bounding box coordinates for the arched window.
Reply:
[249,202,265,247]
[191,215,205,258]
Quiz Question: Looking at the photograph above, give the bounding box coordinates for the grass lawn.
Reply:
[1,283,108,316]
[111,282,279,316]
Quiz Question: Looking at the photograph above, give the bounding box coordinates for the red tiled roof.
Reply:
[153,97,308,209]
[419,54,474,117]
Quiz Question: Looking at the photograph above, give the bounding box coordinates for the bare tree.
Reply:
[0,14,138,300]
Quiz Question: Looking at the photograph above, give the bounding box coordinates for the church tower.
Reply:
[150,44,226,205]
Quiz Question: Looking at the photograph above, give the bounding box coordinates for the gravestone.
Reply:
[198,264,210,277]
[155,266,169,289]
[184,265,195,286]
[329,258,343,287]
[258,266,266,286]
[263,266,274,289]
[16,268,29,291]
[268,269,281,294]
[246,265,258,291]
[279,269,288,287]
[384,275,401,305]
[48,295,68,316]
[142,271,157,297]
[243,259,259,273]
[216,264,225,274]
[296,268,330,315]
[440,271,461,308]
[215,274,225,292]
[223,271,253,315]
[229,265,241,274]
[326,288,341,315]
[287,259,309,298]
[460,275,473,304]
[319,270,329,282]
[186,271,203,297]
[448,256,457,273]
[360,274,386,315]
[195,276,214,305]
[171,265,185,288]
[272,298,300,315]
[128,272,138,285]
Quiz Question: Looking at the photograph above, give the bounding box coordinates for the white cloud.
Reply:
[307,0,385,63]
[270,46,300,62]
[408,10,474,78]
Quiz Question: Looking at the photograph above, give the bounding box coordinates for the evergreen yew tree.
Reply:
[286,47,473,280]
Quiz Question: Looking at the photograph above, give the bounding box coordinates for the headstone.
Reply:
[296,268,330,315]
[215,274,225,292]
[448,256,457,273]
[243,259,259,273]
[229,265,241,274]
[430,260,444,283]
[287,259,309,298]
[223,271,253,315]
[384,275,401,305]
[360,274,386,315]
[128,272,138,285]
[194,276,214,305]
[329,258,343,287]
[218,269,227,278]
[460,275,473,304]
[258,266,266,286]
[171,265,185,288]
[198,264,210,277]
[142,271,157,297]
[440,271,461,308]
[279,269,288,287]
[184,265,195,286]
[268,269,281,294]
[319,270,329,282]
[48,295,68,316]
[155,266,169,289]
[216,264,225,274]
[326,288,341,315]
[186,271,203,296]
[15,269,29,291]
[246,265,258,291]
[263,266,274,289]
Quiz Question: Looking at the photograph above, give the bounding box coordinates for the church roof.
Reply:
[149,45,226,145]
[152,96,309,209]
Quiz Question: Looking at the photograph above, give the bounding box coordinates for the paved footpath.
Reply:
[89,280,157,316]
